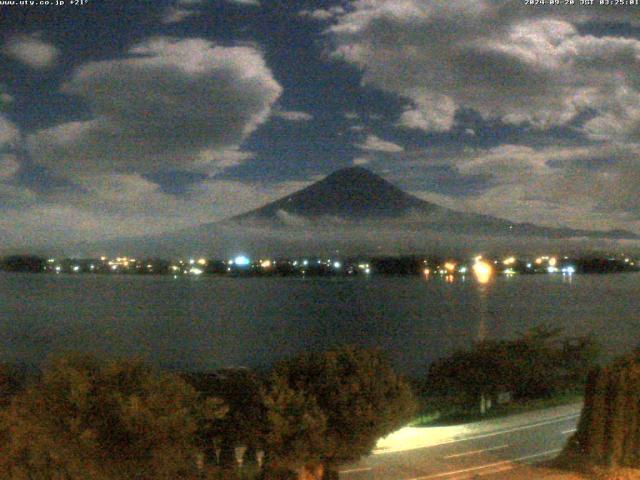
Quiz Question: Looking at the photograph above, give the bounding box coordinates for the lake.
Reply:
[1,272,639,376]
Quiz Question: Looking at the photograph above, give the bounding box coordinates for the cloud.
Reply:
[228,0,260,5]
[0,114,18,147]
[27,37,282,175]
[353,156,371,165]
[299,6,345,21]
[161,0,204,24]
[409,142,640,232]
[0,155,19,179]
[274,110,314,121]
[356,134,404,153]
[0,170,310,250]
[328,1,640,137]
[0,86,13,107]
[3,33,59,69]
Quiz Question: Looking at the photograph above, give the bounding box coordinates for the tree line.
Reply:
[0,347,417,480]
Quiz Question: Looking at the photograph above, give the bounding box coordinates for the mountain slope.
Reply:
[233,167,439,221]
[229,167,638,240]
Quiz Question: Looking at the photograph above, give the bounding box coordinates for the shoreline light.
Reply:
[472,260,493,284]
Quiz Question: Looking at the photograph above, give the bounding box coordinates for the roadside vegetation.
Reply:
[557,349,640,479]
[0,347,417,480]
[0,328,603,479]
[412,326,599,426]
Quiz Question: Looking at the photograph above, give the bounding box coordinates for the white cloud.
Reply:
[3,33,59,69]
[0,174,309,248]
[0,86,13,106]
[161,0,204,24]
[274,110,314,121]
[228,0,260,5]
[299,6,345,21]
[162,7,197,24]
[28,37,282,175]
[329,1,640,137]
[0,155,19,179]
[353,156,371,165]
[356,134,404,153]
[397,94,456,132]
[0,114,18,147]
[411,142,640,231]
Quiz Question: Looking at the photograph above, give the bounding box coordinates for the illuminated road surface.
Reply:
[339,403,582,480]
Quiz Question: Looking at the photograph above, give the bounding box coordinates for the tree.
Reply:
[184,369,266,468]
[265,346,417,478]
[567,352,640,470]
[0,353,226,480]
[260,374,327,478]
[425,326,599,413]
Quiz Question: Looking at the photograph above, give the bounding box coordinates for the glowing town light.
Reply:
[547,266,559,273]
[526,263,532,269]
[548,257,557,267]
[535,257,543,265]
[503,268,516,275]
[444,262,456,273]
[234,255,251,267]
[474,255,483,262]
[333,261,342,269]
[189,258,195,265]
[100,256,107,261]
[364,268,371,274]
[72,266,80,272]
[260,260,272,269]
[55,265,61,273]
[562,266,576,275]
[197,258,207,266]
[302,259,309,266]
[90,265,95,270]
[47,258,55,263]
[423,268,430,276]
[503,256,516,265]
[111,265,118,271]
[472,260,493,284]
[458,266,468,274]
[189,267,203,275]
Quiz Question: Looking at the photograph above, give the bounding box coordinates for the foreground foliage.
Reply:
[0,347,417,480]
[263,346,418,478]
[0,353,226,480]
[565,351,640,470]
[421,326,599,420]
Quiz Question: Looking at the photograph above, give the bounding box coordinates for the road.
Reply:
[338,403,582,480]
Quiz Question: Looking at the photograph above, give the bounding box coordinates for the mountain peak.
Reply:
[227,168,639,240]
[233,167,434,221]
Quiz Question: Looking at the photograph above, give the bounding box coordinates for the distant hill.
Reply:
[228,167,638,240]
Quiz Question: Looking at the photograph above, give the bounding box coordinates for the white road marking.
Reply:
[407,448,562,480]
[561,428,577,435]
[443,444,509,459]
[339,467,372,475]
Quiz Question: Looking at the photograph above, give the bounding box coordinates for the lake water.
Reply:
[1,272,639,376]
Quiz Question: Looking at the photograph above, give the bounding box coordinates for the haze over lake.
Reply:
[2,272,639,375]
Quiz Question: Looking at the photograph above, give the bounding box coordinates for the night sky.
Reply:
[1,0,639,247]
